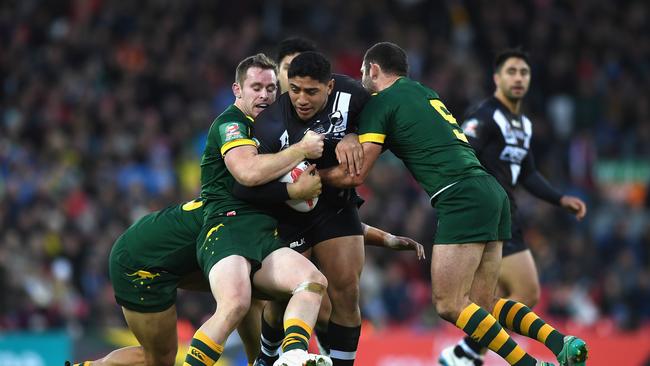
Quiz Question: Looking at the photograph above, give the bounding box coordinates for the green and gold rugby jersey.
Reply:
[358,77,488,200]
[115,199,205,276]
[200,104,263,216]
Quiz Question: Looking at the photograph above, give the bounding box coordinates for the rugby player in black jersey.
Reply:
[234,51,369,366]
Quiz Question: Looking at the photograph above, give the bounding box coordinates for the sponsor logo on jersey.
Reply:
[222,122,245,142]
[499,145,528,164]
[278,130,290,150]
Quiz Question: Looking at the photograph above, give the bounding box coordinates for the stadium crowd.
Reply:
[1,0,648,341]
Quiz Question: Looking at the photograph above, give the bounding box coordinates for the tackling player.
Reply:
[321,42,588,366]
[438,49,587,366]
[183,53,331,366]
[65,200,423,366]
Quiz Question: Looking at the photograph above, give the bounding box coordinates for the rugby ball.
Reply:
[279,161,319,212]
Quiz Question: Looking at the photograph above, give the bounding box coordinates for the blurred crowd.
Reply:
[1,0,649,338]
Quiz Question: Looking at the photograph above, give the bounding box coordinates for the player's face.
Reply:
[234,67,278,118]
[279,53,299,94]
[289,76,334,121]
[360,62,377,93]
[494,57,530,100]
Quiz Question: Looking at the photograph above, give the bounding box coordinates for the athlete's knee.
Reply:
[292,275,328,297]
[219,294,252,320]
[328,277,359,308]
[432,292,466,322]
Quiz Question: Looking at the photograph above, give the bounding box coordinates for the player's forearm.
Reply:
[319,165,363,188]
[233,146,306,186]
[521,171,563,205]
[362,224,393,247]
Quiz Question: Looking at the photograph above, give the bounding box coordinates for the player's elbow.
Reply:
[237,172,265,187]
[230,167,264,187]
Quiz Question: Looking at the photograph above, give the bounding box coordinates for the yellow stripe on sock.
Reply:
[195,331,224,353]
[505,345,526,364]
[537,324,555,343]
[520,312,539,336]
[456,303,481,329]
[284,318,313,334]
[505,302,525,329]
[492,298,508,318]
[487,328,510,351]
[289,331,310,344]
[188,346,215,365]
[471,315,496,341]
[282,339,302,348]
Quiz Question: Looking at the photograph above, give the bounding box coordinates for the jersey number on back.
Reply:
[429,99,469,143]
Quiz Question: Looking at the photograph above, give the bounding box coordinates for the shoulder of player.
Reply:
[332,73,368,95]
[466,98,499,123]
[251,100,286,137]
[212,106,252,128]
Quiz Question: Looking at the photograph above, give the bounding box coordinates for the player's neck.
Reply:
[494,91,521,115]
[376,75,402,92]
[233,100,250,117]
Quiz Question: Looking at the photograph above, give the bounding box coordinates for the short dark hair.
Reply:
[276,37,318,63]
[494,48,530,72]
[363,42,409,77]
[287,51,332,84]
[235,53,277,85]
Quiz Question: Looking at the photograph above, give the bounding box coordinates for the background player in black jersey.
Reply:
[234,51,369,366]
[438,49,587,366]
[276,37,318,94]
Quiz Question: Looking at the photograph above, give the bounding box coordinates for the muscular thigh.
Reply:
[253,247,322,299]
[469,241,502,309]
[123,306,178,356]
[430,243,485,300]
[312,235,364,287]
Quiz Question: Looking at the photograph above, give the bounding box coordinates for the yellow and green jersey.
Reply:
[358,77,487,200]
[200,104,263,216]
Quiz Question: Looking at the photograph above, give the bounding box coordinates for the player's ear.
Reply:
[326,79,334,95]
[232,82,242,99]
[493,72,500,87]
[370,63,381,79]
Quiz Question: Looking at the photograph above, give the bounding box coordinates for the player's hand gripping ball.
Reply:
[279,161,319,212]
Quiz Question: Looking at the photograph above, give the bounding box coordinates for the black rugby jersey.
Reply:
[462,97,562,214]
[233,74,369,241]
